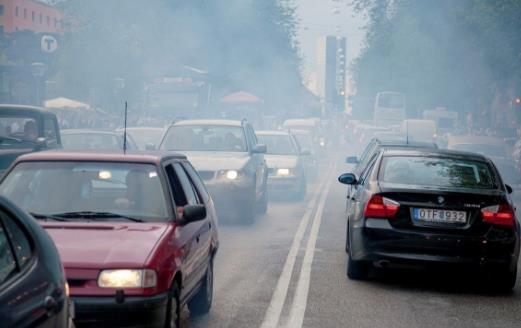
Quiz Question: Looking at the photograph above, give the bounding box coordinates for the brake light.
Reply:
[481,204,515,227]
[364,195,400,218]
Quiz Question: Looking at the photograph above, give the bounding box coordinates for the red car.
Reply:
[0,150,219,328]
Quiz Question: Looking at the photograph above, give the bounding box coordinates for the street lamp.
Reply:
[30,62,47,106]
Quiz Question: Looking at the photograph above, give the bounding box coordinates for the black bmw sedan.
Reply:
[339,148,520,291]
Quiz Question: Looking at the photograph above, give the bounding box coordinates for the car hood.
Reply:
[179,151,250,171]
[264,155,298,169]
[42,222,169,269]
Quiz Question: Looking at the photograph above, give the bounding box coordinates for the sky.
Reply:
[294,0,367,92]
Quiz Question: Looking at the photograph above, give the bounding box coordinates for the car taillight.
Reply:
[481,204,515,227]
[364,195,400,218]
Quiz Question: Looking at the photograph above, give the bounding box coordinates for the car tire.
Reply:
[165,282,181,328]
[188,259,214,315]
[347,238,369,280]
[256,186,268,215]
[490,267,517,292]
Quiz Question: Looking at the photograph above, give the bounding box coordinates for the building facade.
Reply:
[317,35,347,112]
[0,0,63,34]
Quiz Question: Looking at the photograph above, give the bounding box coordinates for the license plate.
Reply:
[412,208,467,224]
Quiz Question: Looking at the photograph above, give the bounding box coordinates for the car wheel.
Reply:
[188,259,214,315]
[165,282,181,328]
[347,239,368,280]
[490,267,517,292]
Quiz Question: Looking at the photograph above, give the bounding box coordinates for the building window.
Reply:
[23,8,27,19]
[15,6,18,17]
[31,11,34,22]
[47,16,50,25]
[0,5,4,16]
[39,13,42,24]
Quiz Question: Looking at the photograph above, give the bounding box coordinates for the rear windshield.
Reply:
[257,134,297,155]
[380,156,497,189]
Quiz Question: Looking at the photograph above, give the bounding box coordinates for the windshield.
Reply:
[451,143,506,158]
[380,156,496,189]
[257,134,297,156]
[126,129,165,150]
[160,125,247,152]
[0,116,39,148]
[0,162,169,221]
[62,133,122,150]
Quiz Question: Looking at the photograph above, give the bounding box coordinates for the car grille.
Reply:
[198,171,216,181]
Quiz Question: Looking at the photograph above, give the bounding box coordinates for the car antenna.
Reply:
[123,101,128,154]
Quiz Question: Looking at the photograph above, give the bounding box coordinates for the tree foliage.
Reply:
[351,0,521,120]
[55,0,302,110]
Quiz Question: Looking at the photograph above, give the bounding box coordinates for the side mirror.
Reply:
[338,173,357,185]
[179,204,206,225]
[35,137,48,150]
[301,149,311,156]
[253,144,267,154]
[345,156,359,164]
[506,184,513,194]
[145,143,156,151]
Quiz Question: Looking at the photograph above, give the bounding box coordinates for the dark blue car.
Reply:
[0,196,72,327]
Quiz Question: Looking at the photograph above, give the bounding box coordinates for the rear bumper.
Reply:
[350,218,519,269]
[205,180,255,218]
[72,292,168,328]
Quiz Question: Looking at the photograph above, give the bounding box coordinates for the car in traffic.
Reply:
[256,130,307,200]
[0,105,61,176]
[115,127,166,150]
[282,118,328,155]
[0,196,73,327]
[288,129,317,180]
[339,148,520,291]
[159,119,268,224]
[0,150,219,328]
[61,129,138,151]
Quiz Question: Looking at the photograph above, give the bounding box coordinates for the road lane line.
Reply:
[286,167,335,328]
[259,165,332,328]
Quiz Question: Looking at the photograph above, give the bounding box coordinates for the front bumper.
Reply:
[73,292,168,328]
[267,176,301,193]
[204,179,255,218]
[350,218,519,269]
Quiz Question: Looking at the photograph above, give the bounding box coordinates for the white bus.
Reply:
[374,91,406,126]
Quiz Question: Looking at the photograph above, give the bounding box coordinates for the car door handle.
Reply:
[44,296,57,312]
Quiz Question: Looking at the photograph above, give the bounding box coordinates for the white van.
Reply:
[374,91,406,126]
[401,119,437,143]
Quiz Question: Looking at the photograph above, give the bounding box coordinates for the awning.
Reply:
[44,97,91,110]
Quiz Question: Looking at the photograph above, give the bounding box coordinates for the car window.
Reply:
[358,141,377,169]
[0,217,17,284]
[173,163,199,205]
[380,156,497,189]
[165,164,188,207]
[257,134,298,155]
[2,213,32,269]
[160,125,247,152]
[182,162,210,202]
[43,118,58,145]
[359,155,378,185]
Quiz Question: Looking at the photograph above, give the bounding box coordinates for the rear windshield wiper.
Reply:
[51,211,144,222]
[30,212,69,222]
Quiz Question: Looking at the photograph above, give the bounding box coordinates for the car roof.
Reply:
[256,130,291,136]
[173,119,243,127]
[116,126,165,131]
[0,104,55,116]
[14,150,186,165]
[283,119,316,126]
[374,137,438,148]
[381,147,489,162]
[61,129,122,135]
[447,135,504,145]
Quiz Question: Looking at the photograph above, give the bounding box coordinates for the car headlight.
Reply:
[220,170,244,180]
[276,168,291,176]
[98,269,157,288]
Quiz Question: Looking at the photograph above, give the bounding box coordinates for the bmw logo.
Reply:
[437,196,445,204]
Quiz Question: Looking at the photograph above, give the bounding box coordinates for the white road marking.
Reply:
[286,168,335,328]
[259,166,332,328]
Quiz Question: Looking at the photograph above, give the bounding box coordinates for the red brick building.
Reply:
[0,0,64,34]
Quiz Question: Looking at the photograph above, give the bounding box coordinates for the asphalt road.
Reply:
[184,156,521,328]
